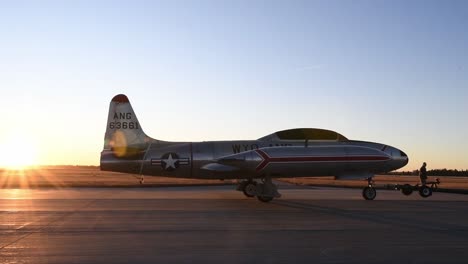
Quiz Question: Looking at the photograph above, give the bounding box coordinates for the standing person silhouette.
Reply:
[419,162,427,185]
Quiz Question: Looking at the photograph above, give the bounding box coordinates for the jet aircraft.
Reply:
[100,94,409,202]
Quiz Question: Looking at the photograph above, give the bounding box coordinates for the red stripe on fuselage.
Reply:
[255,149,390,172]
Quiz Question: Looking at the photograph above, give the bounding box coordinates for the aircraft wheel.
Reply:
[401,184,413,196]
[362,187,377,200]
[243,182,257,198]
[257,196,273,202]
[419,186,432,198]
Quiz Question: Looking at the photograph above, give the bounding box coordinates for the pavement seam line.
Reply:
[0,189,124,251]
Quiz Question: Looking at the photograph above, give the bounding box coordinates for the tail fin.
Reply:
[101,94,158,174]
[103,94,152,157]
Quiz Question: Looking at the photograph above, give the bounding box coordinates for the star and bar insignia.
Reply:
[151,153,190,171]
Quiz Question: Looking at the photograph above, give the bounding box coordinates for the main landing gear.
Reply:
[362,177,377,200]
[237,178,281,202]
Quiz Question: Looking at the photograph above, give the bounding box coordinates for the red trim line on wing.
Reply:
[255,149,390,172]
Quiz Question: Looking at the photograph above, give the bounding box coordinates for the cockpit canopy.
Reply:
[258,128,348,141]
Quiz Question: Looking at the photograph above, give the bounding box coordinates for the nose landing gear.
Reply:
[362,177,377,200]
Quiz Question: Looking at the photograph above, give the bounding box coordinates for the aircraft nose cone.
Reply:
[382,146,409,170]
[399,150,408,159]
[394,148,409,168]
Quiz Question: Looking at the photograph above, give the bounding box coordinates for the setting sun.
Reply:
[0,133,38,170]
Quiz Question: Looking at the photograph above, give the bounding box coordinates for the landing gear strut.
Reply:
[362,177,377,200]
[256,177,281,202]
[237,178,281,202]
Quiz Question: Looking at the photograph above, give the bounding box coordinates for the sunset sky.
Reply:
[1,0,467,170]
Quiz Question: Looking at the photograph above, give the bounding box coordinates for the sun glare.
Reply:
[0,133,38,170]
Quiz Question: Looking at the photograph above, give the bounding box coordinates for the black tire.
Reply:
[236,181,247,191]
[401,184,413,196]
[257,196,273,202]
[419,186,432,198]
[243,182,257,198]
[362,187,377,200]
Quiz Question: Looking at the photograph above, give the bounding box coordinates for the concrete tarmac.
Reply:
[1,185,468,264]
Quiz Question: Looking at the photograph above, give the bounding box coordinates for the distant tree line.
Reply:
[386,169,468,177]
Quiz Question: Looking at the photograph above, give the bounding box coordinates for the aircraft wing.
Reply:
[201,163,240,172]
[200,151,256,172]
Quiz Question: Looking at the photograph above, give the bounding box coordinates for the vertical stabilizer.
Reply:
[103,94,152,158]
